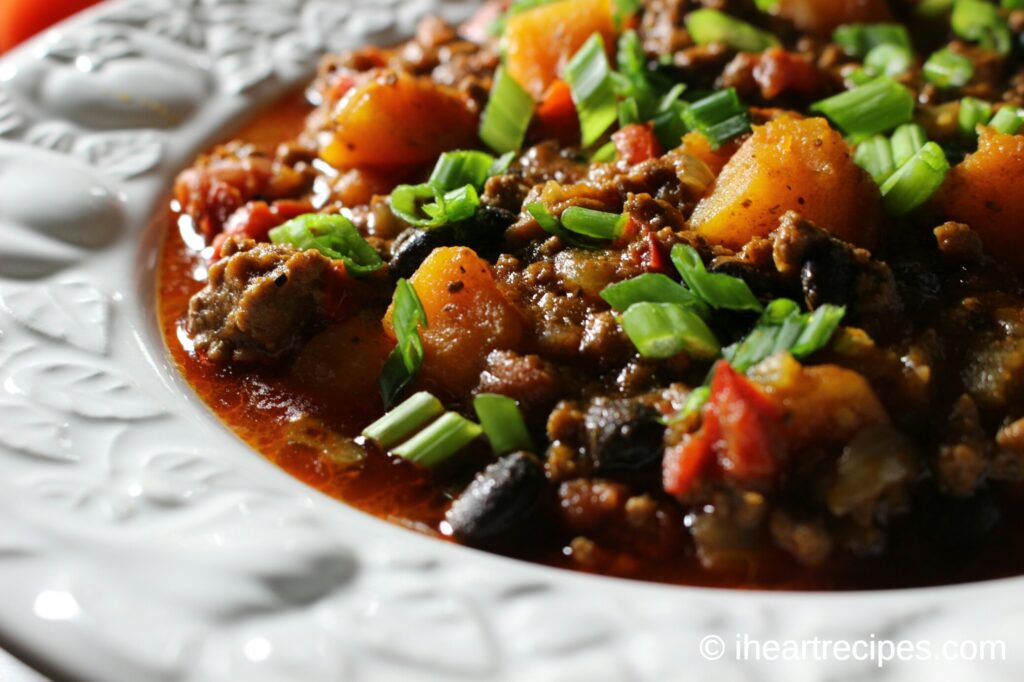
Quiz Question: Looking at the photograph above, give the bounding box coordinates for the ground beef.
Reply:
[767,211,903,334]
[475,350,564,419]
[187,237,330,363]
[938,394,991,497]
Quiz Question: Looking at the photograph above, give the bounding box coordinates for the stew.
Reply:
[158,0,1024,590]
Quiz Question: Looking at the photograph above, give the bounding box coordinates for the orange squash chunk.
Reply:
[941,127,1024,270]
[689,116,881,251]
[505,0,616,100]
[320,72,478,169]
[679,132,740,176]
[385,247,524,396]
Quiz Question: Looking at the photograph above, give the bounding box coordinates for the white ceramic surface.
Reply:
[0,2,1023,681]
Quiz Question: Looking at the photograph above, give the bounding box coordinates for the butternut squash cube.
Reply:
[320,73,478,169]
[941,127,1024,270]
[689,116,881,250]
[385,247,524,396]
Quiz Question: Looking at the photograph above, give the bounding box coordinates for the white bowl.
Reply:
[0,2,1022,680]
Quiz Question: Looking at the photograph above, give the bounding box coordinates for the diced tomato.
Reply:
[663,361,784,496]
[534,80,580,146]
[613,123,662,166]
[323,261,358,322]
[663,431,715,496]
[709,361,783,480]
[211,199,313,259]
[752,48,824,100]
[646,231,670,273]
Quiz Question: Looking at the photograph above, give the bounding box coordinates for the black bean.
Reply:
[584,398,665,472]
[800,243,856,308]
[389,207,517,278]
[445,452,546,546]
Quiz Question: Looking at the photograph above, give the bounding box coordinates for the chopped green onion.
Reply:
[363,391,444,450]
[677,386,711,422]
[619,302,721,360]
[473,393,534,455]
[952,0,1012,56]
[615,31,663,122]
[613,0,643,29]
[890,123,928,167]
[600,273,709,316]
[392,412,483,468]
[480,67,535,154]
[923,48,974,88]
[684,9,779,53]
[683,88,751,149]
[565,33,619,147]
[725,299,846,372]
[879,141,950,215]
[560,206,627,240]
[430,151,498,192]
[591,140,618,162]
[917,0,955,17]
[380,279,428,408]
[526,203,595,249]
[864,44,913,77]
[268,214,383,277]
[754,0,779,11]
[854,135,896,183]
[652,101,690,149]
[811,77,914,138]
[391,182,481,228]
[1004,0,1024,9]
[671,244,763,312]
[832,23,912,58]
[791,305,848,356]
[618,97,643,127]
[958,97,993,137]
[989,106,1024,134]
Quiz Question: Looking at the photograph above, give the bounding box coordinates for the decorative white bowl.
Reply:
[0,2,1022,680]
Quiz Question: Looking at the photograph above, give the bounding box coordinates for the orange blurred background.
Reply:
[0,0,101,53]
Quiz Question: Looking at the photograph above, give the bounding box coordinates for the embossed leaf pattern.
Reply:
[9,362,163,420]
[75,132,164,180]
[0,395,74,462]
[0,86,22,137]
[0,282,109,354]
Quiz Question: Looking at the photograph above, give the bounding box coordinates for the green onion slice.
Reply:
[832,23,912,57]
[811,77,914,138]
[480,67,535,154]
[619,302,721,360]
[392,412,483,468]
[600,273,709,316]
[363,391,444,450]
[380,279,428,409]
[725,299,846,372]
[565,33,619,147]
[879,141,951,216]
[990,106,1024,134]
[685,9,779,53]
[959,97,994,138]
[430,151,497,192]
[473,393,535,456]
[560,206,628,240]
[890,123,927,168]
[268,213,383,277]
[683,88,751,149]
[670,244,763,312]
[864,44,913,77]
[854,135,896,183]
[952,0,1012,55]
[922,48,974,89]
[391,182,481,228]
